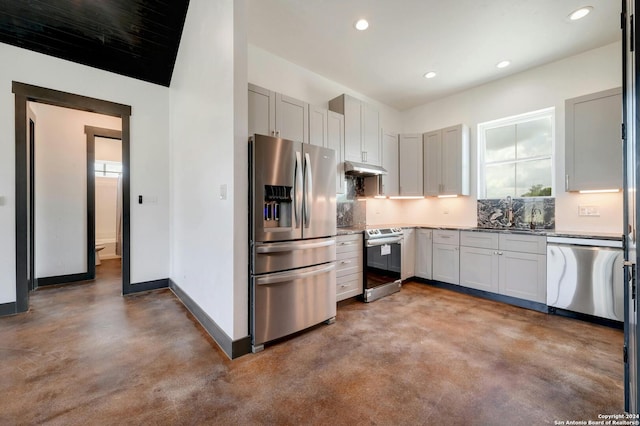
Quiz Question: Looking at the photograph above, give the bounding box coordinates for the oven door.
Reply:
[364,237,402,290]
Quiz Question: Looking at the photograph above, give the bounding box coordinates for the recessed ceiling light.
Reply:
[424,71,437,79]
[496,60,511,69]
[569,6,593,21]
[354,19,369,31]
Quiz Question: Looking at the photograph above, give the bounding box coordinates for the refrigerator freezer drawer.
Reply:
[252,262,337,347]
[253,237,336,275]
[547,244,624,321]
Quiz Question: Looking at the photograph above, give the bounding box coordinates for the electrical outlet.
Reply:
[578,205,600,217]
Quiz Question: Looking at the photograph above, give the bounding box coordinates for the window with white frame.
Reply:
[95,160,122,178]
[478,107,554,199]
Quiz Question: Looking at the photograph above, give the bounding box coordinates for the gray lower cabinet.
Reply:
[432,230,460,284]
[415,228,433,280]
[401,228,416,280]
[336,234,363,302]
[459,231,546,303]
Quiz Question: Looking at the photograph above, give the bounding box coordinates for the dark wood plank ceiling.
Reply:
[0,0,190,86]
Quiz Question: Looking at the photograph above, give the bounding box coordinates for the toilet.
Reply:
[95,244,106,266]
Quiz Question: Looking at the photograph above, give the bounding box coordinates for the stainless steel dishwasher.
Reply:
[547,236,623,321]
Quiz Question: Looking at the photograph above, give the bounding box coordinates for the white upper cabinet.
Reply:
[309,105,328,147]
[381,130,399,197]
[248,83,309,144]
[565,87,622,191]
[327,111,345,194]
[399,134,423,196]
[423,124,469,196]
[329,94,381,166]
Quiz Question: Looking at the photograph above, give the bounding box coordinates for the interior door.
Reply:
[623,0,639,412]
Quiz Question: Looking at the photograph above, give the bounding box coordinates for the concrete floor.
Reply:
[1,258,624,425]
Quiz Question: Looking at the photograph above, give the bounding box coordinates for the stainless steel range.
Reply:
[363,227,403,302]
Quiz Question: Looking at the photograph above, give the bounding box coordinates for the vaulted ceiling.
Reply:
[0,0,190,86]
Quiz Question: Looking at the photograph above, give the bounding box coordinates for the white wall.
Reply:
[30,103,121,277]
[95,138,122,248]
[397,42,623,233]
[248,44,403,134]
[0,41,170,304]
[170,0,248,341]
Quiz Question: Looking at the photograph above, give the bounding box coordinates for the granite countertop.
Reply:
[336,224,623,240]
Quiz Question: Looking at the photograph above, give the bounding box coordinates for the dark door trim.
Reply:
[12,82,132,312]
[85,126,122,280]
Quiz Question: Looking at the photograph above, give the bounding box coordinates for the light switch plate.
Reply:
[578,205,600,216]
[220,184,227,200]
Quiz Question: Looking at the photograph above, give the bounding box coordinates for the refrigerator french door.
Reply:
[250,134,337,352]
[623,0,639,413]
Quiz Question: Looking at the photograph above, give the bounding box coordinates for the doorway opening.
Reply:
[13,82,132,312]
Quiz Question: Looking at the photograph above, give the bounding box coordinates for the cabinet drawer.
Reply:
[433,230,460,245]
[499,233,546,254]
[460,231,498,249]
[336,234,363,253]
[336,250,363,277]
[336,272,363,301]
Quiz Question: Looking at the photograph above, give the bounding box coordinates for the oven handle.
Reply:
[366,237,403,247]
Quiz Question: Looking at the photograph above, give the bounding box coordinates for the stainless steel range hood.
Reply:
[343,161,387,176]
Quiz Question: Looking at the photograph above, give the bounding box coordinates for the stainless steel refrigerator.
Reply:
[249,134,337,352]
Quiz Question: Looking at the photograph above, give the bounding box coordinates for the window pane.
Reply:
[105,163,122,173]
[516,117,552,159]
[516,159,552,197]
[94,163,104,172]
[485,163,516,198]
[485,124,516,162]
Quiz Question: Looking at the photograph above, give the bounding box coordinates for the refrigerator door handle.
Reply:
[304,152,312,228]
[293,151,303,228]
[255,238,336,253]
[255,263,336,285]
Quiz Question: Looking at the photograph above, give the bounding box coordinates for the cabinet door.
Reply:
[401,228,416,280]
[362,103,380,165]
[565,87,623,191]
[248,83,275,137]
[342,95,363,163]
[381,130,399,196]
[309,105,328,147]
[399,134,424,196]
[275,93,309,143]
[415,229,433,279]
[432,243,459,284]
[423,130,442,196]
[441,124,469,196]
[327,111,345,194]
[460,247,499,292]
[499,251,546,303]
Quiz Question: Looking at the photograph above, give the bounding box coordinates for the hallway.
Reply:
[1,260,623,425]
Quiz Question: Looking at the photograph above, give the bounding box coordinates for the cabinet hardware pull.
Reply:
[341,260,352,264]
[565,174,569,191]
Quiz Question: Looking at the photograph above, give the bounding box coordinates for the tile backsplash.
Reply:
[337,176,366,228]
[477,197,555,230]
